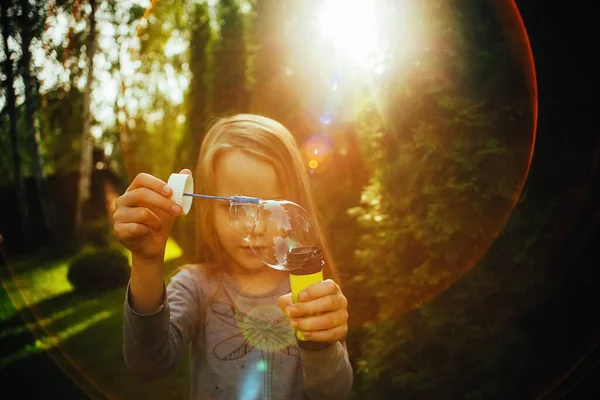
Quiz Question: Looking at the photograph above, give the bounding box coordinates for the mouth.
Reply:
[242,246,264,251]
[241,247,261,260]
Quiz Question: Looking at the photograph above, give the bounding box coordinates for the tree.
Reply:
[19,0,54,237]
[117,0,189,182]
[177,1,211,172]
[1,0,29,237]
[347,1,534,397]
[249,0,296,127]
[74,0,98,232]
[213,0,248,115]
[349,0,530,318]
[33,0,88,182]
[171,1,211,258]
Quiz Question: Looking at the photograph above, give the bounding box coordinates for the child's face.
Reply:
[213,149,283,273]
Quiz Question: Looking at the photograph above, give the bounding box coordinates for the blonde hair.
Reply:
[193,114,339,283]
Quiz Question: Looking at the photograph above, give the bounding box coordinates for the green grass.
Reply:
[0,238,190,399]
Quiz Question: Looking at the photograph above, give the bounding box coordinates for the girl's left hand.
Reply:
[277,279,348,343]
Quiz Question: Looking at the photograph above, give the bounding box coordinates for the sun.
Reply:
[316,0,384,67]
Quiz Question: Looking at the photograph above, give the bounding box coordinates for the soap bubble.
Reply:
[229,200,317,272]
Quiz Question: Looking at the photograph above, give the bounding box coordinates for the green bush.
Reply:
[67,249,130,292]
[80,218,112,247]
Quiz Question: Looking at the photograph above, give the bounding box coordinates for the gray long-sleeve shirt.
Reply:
[123,264,353,399]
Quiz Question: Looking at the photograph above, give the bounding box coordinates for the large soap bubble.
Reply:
[230,200,318,272]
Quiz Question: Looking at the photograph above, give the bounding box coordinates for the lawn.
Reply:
[0,239,191,399]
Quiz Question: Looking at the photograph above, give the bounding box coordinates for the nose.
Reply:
[230,203,258,239]
[250,208,283,242]
[252,214,268,236]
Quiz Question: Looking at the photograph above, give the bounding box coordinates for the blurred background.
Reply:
[0,0,596,399]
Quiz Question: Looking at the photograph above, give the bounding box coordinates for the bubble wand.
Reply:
[166,173,261,216]
[183,193,262,204]
[169,173,324,345]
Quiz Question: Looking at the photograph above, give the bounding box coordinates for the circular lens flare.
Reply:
[2,1,537,398]
[301,135,334,175]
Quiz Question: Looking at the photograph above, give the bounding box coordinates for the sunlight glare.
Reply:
[317,0,383,66]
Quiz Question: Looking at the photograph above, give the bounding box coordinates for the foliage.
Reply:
[346,1,537,397]
[213,0,249,114]
[79,216,112,247]
[171,1,212,258]
[348,1,529,316]
[249,0,297,128]
[67,247,130,292]
[120,0,189,181]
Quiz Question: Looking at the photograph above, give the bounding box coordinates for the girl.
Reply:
[116,114,352,399]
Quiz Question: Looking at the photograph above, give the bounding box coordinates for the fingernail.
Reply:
[290,320,298,328]
[162,185,171,195]
[289,306,297,316]
[302,331,311,338]
[299,292,308,301]
[172,204,182,215]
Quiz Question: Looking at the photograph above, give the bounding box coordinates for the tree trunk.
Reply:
[75,0,98,232]
[250,0,291,123]
[186,2,210,170]
[1,2,29,239]
[213,0,248,115]
[171,1,211,260]
[20,0,54,239]
[118,80,137,181]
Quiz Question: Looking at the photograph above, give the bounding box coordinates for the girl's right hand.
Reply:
[113,170,191,263]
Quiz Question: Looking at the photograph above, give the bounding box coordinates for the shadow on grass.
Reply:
[1,242,81,274]
[0,252,188,344]
[0,340,91,400]
[0,253,191,399]
[0,285,189,400]
[0,287,111,399]
[0,288,122,362]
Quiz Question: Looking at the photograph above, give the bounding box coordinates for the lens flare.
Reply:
[238,305,295,352]
[301,134,334,175]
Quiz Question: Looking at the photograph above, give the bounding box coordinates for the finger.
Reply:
[292,309,348,332]
[301,324,348,343]
[277,293,293,315]
[126,172,172,196]
[113,222,151,241]
[291,292,348,317]
[179,169,192,175]
[117,188,182,216]
[297,279,339,302]
[113,207,162,233]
